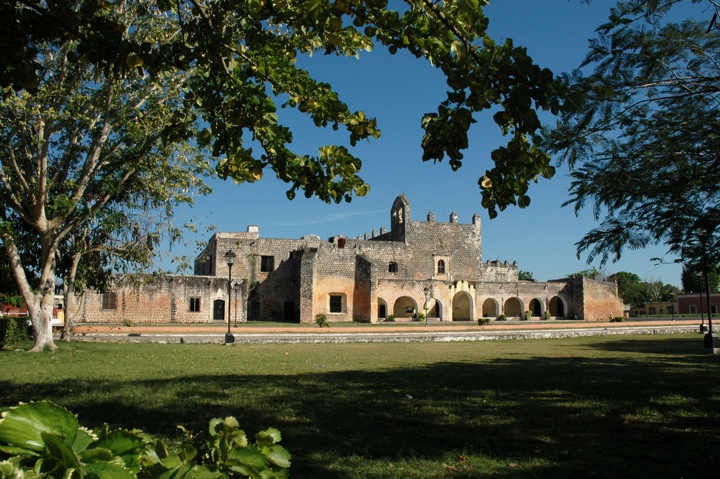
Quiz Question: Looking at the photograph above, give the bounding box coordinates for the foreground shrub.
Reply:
[0,401,291,478]
[477,318,490,326]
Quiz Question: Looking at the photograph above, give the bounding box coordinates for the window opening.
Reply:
[437,260,446,274]
[189,297,201,312]
[261,255,275,272]
[101,292,117,310]
[388,262,398,273]
[330,295,342,313]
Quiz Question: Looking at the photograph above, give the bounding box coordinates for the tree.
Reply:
[608,271,643,306]
[4,0,570,351]
[4,0,567,214]
[518,270,535,281]
[546,0,720,337]
[0,1,211,351]
[567,267,604,281]
[682,263,719,293]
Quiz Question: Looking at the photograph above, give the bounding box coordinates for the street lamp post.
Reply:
[424,287,430,327]
[233,282,240,327]
[224,250,236,344]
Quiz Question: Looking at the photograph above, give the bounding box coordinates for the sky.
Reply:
[165,0,712,287]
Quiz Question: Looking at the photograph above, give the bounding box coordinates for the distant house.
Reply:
[74,195,623,324]
[677,292,720,316]
[629,301,678,317]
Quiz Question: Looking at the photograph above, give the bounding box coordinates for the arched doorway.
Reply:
[529,298,543,317]
[430,300,442,320]
[452,291,473,321]
[504,297,523,318]
[482,298,498,317]
[393,296,418,319]
[549,296,565,318]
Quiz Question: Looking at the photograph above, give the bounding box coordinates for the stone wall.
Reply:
[576,277,623,321]
[80,275,235,324]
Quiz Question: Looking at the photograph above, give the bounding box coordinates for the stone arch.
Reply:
[529,298,543,317]
[549,296,566,318]
[393,296,418,319]
[451,291,473,321]
[482,298,499,317]
[429,299,442,320]
[504,297,523,317]
[377,297,388,321]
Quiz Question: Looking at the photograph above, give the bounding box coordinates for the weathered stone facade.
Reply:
[77,195,623,323]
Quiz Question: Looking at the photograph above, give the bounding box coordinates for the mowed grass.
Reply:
[1,334,719,478]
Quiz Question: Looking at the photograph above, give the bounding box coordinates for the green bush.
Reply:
[544,311,550,320]
[123,318,137,327]
[477,318,490,326]
[0,401,291,478]
[610,316,624,322]
[385,315,395,322]
[415,313,425,322]
[523,310,531,321]
[496,314,507,321]
[0,316,29,349]
[314,313,329,328]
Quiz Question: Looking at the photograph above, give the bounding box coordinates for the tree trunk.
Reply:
[60,252,82,342]
[28,291,57,352]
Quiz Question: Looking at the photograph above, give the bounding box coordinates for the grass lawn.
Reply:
[1,333,719,478]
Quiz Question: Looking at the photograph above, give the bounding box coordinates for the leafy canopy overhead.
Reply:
[3,0,568,214]
[546,0,720,269]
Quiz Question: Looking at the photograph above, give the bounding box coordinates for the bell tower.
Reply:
[390,195,410,242]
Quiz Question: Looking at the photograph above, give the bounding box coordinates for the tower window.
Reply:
[388,262,398,273]
[260,255,274,272]
[437,260,446,274]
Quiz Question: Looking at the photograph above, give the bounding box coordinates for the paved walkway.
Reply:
[69,319,703,344]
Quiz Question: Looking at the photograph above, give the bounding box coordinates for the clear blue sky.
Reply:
[166,0,710,287]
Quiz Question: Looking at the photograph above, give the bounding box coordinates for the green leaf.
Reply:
[83,461,136,479]
[264,445,291,469]
[0,402,80,453]
[42,432,80,469]
[228,447,268,472]
[255,428,282,447]
[93,428,148,456]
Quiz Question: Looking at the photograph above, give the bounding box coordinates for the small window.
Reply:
[437,260,446,274]
[713,305,718,314]
[329,295,343,313]
[690,305,697,314]
[261,255,275,272]
[388,262,398,273]
[101,292,117,310]
[189,297,201,312]
[648,307,656,315]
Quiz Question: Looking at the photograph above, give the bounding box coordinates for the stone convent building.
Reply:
[79,195,623,324]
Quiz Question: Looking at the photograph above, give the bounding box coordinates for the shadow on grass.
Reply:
[586,335,709,355]
[2,347,719,478]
